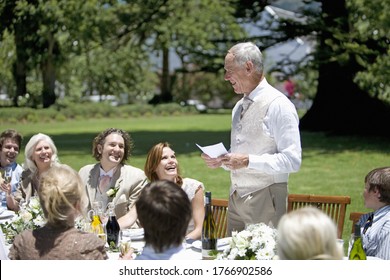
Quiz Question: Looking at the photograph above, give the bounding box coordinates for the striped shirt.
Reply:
[360,205,390,260]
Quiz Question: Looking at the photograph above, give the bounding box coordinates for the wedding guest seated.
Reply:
[79,128,147,222]
[277,207,343,260]
[0,129,23,209]
[118,142,204,240]
[7,133,60,211]
[358,167,390,260]
[8,164,108,260]
[121,180,192,260]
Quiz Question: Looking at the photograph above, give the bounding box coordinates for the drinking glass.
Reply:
[96,226,107,244]
[337,238,345,257]
[1,168,12,184]
[0,168,11,208]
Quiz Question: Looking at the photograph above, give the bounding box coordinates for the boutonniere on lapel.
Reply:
[106,185,119,198]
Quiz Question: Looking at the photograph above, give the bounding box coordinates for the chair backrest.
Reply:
[211,198,228,239]
[287,194,351,239]
[349,212,365,234]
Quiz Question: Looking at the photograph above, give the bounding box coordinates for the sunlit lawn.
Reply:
[3,113,389,244]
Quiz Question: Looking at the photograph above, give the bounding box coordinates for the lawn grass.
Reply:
[3,113,389,245]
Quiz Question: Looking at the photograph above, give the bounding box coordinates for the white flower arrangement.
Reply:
[0,196,46,243]
[217,223,278,260]
[74,215,90,231]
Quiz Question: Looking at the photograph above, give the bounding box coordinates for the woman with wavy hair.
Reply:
[118,142,205,240]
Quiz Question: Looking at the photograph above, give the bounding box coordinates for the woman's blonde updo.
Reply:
[277,207,344,260]
[38,164,88,227]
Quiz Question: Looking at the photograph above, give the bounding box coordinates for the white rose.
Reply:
[21,211,33,222]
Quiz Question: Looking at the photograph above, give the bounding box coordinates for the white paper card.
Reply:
[196,142,228,158]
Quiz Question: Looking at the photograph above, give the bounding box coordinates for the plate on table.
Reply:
[0,210,15,220]
[191,237,231,252]
[367,256,382,260]
[122,228,144,241]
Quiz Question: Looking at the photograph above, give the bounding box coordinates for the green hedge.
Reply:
[0,102,200,124]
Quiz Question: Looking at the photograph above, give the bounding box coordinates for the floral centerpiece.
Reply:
[0,196,46,244]
[217,223,278,260]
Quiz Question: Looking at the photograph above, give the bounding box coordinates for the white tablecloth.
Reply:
[107,239,202,260]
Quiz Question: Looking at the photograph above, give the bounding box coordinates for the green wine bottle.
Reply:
[201,191,217,260]
[348,224,367,260]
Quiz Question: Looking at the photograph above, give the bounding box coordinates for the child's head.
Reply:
[136,180,191,253]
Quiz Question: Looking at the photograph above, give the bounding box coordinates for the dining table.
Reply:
[0,210,231,261]
[107,228,232,260]
[1,209,384,261]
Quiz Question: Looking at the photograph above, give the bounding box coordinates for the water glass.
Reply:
[336,238,345,256]
[0,168,11,208]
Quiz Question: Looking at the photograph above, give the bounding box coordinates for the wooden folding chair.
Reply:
[349,212,366,234]
[211,198,228,239]
[287,194,351,239]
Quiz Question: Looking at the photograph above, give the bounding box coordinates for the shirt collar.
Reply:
[373,205,390,221]
[246,77,269,101]
[99,166,116,178]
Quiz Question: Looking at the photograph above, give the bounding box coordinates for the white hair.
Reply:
[228,42,264,74]
[24,133,59,174]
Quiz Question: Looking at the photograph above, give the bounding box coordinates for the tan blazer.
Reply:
[78,163,147,219]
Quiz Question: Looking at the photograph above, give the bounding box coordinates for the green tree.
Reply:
[298,0,390,137]
[117,0,245,104]
[0,0,38,106]
[239,0,390,137]
[347,0,390,103]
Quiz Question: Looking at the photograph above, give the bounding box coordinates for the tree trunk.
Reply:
[41,33,57,108]
[160,46,172,102]
[12,28,28,107]
[299,0,390,137]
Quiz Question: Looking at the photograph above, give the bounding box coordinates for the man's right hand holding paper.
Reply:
[201,153,223,169]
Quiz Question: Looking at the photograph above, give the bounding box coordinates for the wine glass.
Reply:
[96,226,107,244]
[0,168,11,207]
[1,168,12,184]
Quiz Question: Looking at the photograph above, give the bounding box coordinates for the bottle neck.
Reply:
[205,193,212,205]
[108,209,115,217]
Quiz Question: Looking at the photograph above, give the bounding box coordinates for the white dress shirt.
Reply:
[231,78,302,175]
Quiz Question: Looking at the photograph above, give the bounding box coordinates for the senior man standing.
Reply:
[201,42,302,235]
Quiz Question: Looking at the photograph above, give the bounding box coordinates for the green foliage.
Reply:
[1,0,246,108]
[346,0,390,102]
[0,102,201,124]
[172,70,235,108]
[0,30,15,100]
[153,103,183,116]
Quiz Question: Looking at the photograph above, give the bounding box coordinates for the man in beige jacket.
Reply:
[79,128,147,222]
